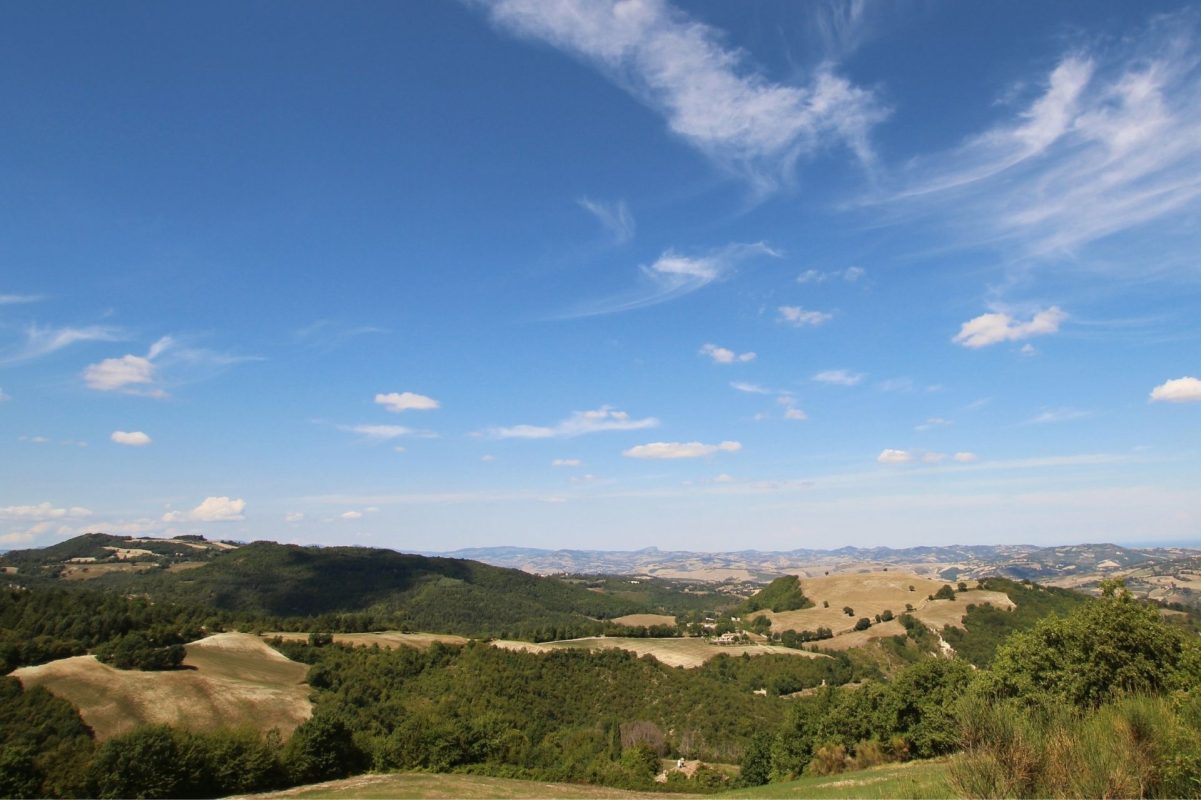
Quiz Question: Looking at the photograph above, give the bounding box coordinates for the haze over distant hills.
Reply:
[433,542,1201,594]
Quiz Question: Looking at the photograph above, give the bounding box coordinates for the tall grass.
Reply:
[950,694,1201,798]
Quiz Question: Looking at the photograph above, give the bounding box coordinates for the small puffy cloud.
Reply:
[877,449,913,464]
[814,369,865,386]
[954,452,979,463]
[699,343,755,364]
[481,454,497,462]
[340,510,363,520]
[1150,377,1201,404]
[0,502,92,520]
[375,392,440,413]
[284,512,304,523]
[84,354,157,392]
[730,381,772,395]
[490,406,659,439]
[953,307,1067,348]
[778,306,833,327]
[623,441,741,459]
[784,407,808,421]
[163,496,245,523]
[111,430,151,447]
[19,435,50,444]
[0,388,9,401]
[843,266,866,282]
[552,458,582,467]
[714,473,735,483]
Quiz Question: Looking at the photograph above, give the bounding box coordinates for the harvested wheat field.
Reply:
[11,632,310,739]
[491,636,827,668]
[911,590,1014,630]
[808,619,909,651]
[263,631,469,649]
[752,572,952,634]
[611,613,678,627]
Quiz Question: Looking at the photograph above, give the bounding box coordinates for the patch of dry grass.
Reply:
[612,613,678,627]
[262,631,469,649]
[492,637,827,668]
[12,632,310,740]
[232,772,699,798]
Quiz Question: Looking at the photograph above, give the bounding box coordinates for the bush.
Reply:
[854,618,871,632]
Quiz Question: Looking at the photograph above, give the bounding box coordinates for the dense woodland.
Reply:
[4,537,1201,798]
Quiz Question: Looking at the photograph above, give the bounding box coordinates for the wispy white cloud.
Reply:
[561,242,778,318]
[0,388,9,402]
[82,336,253,397]
[0,293,42,305]
[881,17,1201,266]
[339,424,414,441]
[954,452,979,463]
[730,381,774,395]
[0,324,123,366]
[162,496,245,523]
[552,458,582,467]
[293,320,387,351]
[623,440,741,459]
[778,306,833,327]
[489,406,659,439]
[375,392,440,412]
[1025,407,1092,425]
[578,197,635,243]
[699,343,755,364]
[953,307,1066,349]
[110,430,151,447]
[916,417,953,431]
[814,369,864,386]
[797,266,865,284]
[284,512,304,523]
[1150,376,1201,403]
[484,0,886,193]
[0,502,92,520]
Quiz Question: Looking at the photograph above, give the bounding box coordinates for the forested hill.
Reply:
[1,537,648,637]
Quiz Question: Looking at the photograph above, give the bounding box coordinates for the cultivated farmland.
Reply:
[12,632,310,739]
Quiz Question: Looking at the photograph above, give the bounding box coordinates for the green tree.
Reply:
[980,580,1197,708]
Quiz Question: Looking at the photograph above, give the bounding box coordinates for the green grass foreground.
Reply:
[234,760,954,799]
[725,759,953,798]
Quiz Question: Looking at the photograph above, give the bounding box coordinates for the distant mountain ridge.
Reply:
[432,542,1201,583]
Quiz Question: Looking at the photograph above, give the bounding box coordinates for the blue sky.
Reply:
[2,0,1200,552]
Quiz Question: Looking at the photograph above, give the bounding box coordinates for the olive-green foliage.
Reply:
[770,658,973,779]
[942,577,1089,667]
[697,650,856,696]
[951,694,1201,798]
[977,581,1201,708]
[86,725,286,799]
[742,576,814,614]
[276,639,804,789]
[93,631,187,671]
[0,678,94,799]
[0,587,223,672]
[933,585,956,601]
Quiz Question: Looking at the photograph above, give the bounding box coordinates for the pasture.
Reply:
[491,636,827,668]
[12,632,310,739]
[263,631,469,649]
[232,772,692,798]
[611,613,678,627]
